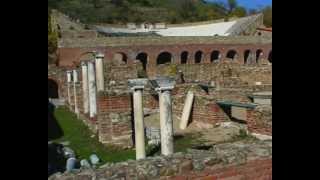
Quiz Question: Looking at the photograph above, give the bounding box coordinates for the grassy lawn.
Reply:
[52,106,135,164]
[51,106,202,164]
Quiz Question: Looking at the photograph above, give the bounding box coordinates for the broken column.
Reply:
[66,71,72,106]
[151,77,176,156]
[128,78,148,160]
[73,69,79,114]
[179,91,194,130]
[81,62,89,114]
[88,61,97,118]
[95,53,105,92]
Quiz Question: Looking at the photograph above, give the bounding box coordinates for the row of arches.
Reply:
[86,49,272,71]
[133,49,272,70]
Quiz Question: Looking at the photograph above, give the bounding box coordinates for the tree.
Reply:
[231,6,247,17]
[227,0,237,13]
[262,6,272,27]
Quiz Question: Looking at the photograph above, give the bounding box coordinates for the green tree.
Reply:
[231,6,247,17]
[227,0,237,13]
[262,6,272,27]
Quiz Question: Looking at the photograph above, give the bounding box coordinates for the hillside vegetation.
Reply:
[48,0,255,24]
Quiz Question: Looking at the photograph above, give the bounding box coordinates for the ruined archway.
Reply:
[113,52,127,65]
[136,52,148,70]
[48,79,59,99]
[195,51,203,64]
[268,50,272,63]
[226,50,238,61]
[181,51,188,64]
[244,50,251,64]
[157,52,172,65]
[210,50,220,63]
[256,49,263,63]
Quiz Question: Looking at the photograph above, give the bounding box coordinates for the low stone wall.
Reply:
[49,140,272,180]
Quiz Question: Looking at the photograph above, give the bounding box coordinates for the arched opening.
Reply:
[48,79,59,99]
[136,52,148,70]
[256,49,263,63]
[244,50,251,64]
[195,51,203,63]
[181,51,188,64]
[157,52,172,65]
[210,50,220,63]
[113,52,127,65]
[226,50,237,60]
[268,50,272,63]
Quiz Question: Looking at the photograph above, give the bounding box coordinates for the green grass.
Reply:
[51,106,206,164]
[52,106,135,164]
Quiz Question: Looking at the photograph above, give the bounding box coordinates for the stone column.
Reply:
[81,62,89,114]
[95,53,105,92]
[73,69,79,114]
[66,71,72,106]
[88,61,97,118]
[179,91,194,130]
[152,77,175,156]
[128,78,148,160]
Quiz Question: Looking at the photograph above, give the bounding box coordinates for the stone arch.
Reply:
[210,50,220,63]
[195,51,203,64]
[226,50,238,61]
[268,50,272,63]
[181,51,188,64]
[157,52,172,65]
[136,52,148,70]
[256,49,263,63]
[113,52,127,65]
[48,78,59,98]
[244,50,251,64]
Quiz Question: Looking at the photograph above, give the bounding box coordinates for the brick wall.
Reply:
[246,106,272,136]
[97,92,133,147]
[172,84,230,127]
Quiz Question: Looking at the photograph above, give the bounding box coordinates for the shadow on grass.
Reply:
[48,101,64,141]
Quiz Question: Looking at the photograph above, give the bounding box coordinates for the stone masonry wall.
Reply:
[49,139,272,180]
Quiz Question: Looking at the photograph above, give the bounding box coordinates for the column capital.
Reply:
[128,78,148,91]
[81,61,87,66]
[95,52,105,59]
[150,76,175,92]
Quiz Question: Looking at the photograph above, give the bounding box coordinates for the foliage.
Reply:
[48,11,58,64]
[262,6,272,27]
[48,0,235,24]
[230,6,247,17]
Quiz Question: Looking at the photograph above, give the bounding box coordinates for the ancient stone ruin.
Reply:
[48,10,272,179]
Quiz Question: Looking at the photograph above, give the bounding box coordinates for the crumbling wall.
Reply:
[247,105,272,136]
[49,140,272,180]
[172,84,230,128]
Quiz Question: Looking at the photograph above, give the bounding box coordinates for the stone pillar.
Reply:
[128,78,148,160]
[152,77,175,156]
[73,69,79,114]
[81,62,89,114]
[95,53,105,92]
[179,91,194,130]
[66,71,72,106]
[88,61,97,118]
